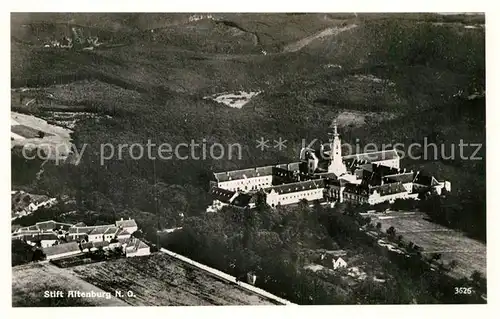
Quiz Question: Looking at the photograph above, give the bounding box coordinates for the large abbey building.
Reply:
[208,125,451,211]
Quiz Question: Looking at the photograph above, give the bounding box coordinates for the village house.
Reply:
[67,226,96,241]
[116,218,138,234]
[13,217,147,260]
[39,233,59,248]
[24,233,59,248]
[123,237,151,257]
[116,228,132,240]
[88,225,118,243]
[332,257,348,270]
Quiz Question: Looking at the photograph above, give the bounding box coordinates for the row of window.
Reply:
[223,177,271,186]
[276,190,322,202]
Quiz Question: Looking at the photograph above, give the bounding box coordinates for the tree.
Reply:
[112,246,123,256]
[12,240,39,266]
[448,260,458,270]
[376,222,382,230]
[32,248,46,262]
[470,271,486,292]
[431,253,442,261]
[386,226,396,238]
[364,217,372,226]
[255,191,269,212]
[132,230,144,238]
[38,130,45,138]
[407,241,415,250]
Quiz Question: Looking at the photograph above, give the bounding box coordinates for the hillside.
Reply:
[12,254,276,306]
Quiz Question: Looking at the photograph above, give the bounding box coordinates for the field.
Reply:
[68,253,277,305]
[11,111,73,159]
[12,262,128,306]
[12,254,278,306]
[370,211,486,279]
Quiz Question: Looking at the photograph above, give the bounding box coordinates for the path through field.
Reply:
[283,24,358,53]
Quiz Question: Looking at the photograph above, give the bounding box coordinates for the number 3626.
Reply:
[455,287,473,294]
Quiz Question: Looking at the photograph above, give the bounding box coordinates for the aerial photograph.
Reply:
[11,12,486,306]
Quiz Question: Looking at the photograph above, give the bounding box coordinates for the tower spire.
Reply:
[328,120,339,142]
[327,119,347,176]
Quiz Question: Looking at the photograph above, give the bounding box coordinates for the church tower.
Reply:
[327,121,347,176]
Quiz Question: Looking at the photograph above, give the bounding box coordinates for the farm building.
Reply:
[124,237,150,258]
[43,242,82,260]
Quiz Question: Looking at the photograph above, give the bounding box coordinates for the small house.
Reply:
[333,257,348,270]
[124,237,150,258]
[116,218,138,234]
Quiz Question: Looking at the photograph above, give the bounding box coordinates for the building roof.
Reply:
[344,158,371,170]
[231,193,254,208]
[214,167,271,182]
[286,162,301,172]
[360,170,383,187]
[13,228,41,235]
[104,227,118,235]
[118,238,130,245]
[67,233,88,242]
[34,220,56,231]
[342,149,399,163]
[210,186,236,203]
[136,240,149,250]
[413,172,439,186]
[39,233,59,241]
[384,172,415,184]
[370,182,407,196]
[343,183,369,196]
[35,220,73,231]
[21,234,41,242]
[92,241,110,249]
[116,218,138,229]
[370,163,401,176]
[126,238,149,253]
[89,225,114,235]
[267,179,325,195]
[256,166,274,175]
[215,163,301,183]
[272,166,296,178]
[42,242,80,257]
[73,222,87,227]
[117,229,131,236]
[68,226,97,235]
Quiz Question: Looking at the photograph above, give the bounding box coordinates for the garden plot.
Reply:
[371,212,486,279]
